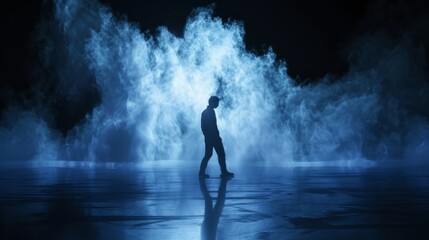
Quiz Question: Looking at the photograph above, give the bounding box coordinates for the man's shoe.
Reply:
[220,171,234,178]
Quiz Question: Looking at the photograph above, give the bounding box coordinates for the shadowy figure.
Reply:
[199,96,234,178]
[199,177,230,240]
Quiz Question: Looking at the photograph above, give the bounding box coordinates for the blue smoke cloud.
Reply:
[0,0,428,166]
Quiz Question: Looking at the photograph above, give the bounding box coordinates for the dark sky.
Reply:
[100,0,371,79]
[98,0,429,79]
[1,0,428,131]
[2,0,428,86]
[3,0,428,85]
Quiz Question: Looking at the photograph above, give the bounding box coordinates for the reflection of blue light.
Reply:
[0,0,428,166]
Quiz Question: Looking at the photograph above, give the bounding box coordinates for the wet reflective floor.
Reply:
[1,161,429,240]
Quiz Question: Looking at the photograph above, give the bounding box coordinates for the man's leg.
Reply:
[199,140,213,177]
[213,140,233,178]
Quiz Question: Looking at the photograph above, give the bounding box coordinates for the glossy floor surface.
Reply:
[1,161,429,240]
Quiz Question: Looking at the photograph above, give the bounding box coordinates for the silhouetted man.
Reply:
[199,96,234,178]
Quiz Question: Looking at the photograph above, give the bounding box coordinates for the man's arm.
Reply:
[201,109,220,139]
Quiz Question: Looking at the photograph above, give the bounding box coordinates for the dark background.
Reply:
[100,0,371,79]
[1,0,428,133]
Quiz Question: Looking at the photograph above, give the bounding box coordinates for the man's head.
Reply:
[208,96,220,108]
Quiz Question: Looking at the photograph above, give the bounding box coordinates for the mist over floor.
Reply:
[0,0,428,167]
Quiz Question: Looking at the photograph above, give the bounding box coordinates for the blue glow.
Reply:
[0,0,428,167]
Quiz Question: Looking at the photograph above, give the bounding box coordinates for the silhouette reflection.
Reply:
[199,177,230,240]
